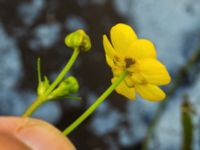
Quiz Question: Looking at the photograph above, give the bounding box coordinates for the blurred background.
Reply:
[0,0,200,149]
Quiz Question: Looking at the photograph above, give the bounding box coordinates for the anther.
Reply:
[125,58,135,68]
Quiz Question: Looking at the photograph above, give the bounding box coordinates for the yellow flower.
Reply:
[103,23,171,101]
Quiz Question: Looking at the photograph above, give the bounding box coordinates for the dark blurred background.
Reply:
[1,0,200,149]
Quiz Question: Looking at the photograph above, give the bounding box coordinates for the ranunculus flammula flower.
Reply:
[103,23,171,101]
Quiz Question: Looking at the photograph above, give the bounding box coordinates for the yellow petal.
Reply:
[112,78,135,100]
[112,68,123,76]
[110,23,137,53]
[105,54,114,68]
[125,39,157,60]
[105,54,125,69]
[137,59,171,85]
[131,73,146,84]
[103,35,116,59]
[135,84,166,101]
[124,75,135,87]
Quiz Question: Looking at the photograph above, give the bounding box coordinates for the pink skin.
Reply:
[0,117,75,150]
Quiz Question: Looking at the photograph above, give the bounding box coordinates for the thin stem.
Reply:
[181,100,193,150]
[22,49,79,118]
[37,58,42,83]
[63,70,128,135]
[45,48,80,96]
[22,97,44,117]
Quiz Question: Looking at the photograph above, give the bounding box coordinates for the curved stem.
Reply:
[63,70,128,135]
[22,97,44,117]
[21,48,80,118]
[45,48,80,96]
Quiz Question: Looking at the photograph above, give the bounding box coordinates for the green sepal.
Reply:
[47,76,79,100]
[37,76,50,96]
[49,95,82,101]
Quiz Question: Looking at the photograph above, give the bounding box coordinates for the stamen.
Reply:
[125,58,135,68]
[113,56,120,65]
[141,79,147,84]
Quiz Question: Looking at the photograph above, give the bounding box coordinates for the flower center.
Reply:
[125,58,135,68]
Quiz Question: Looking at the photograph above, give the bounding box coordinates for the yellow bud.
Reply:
[65,29,91,52]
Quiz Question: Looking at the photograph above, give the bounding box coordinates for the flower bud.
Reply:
[48,76,79,100]
[61,76,79,94]
[65,29,91,52]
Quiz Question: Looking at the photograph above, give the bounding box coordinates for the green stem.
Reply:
[21,48,79,118]
[37,58,42,83]
[182,101,193,150]
[22,97,44,117]
[63,70,128,135]
[45,48,80,96]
